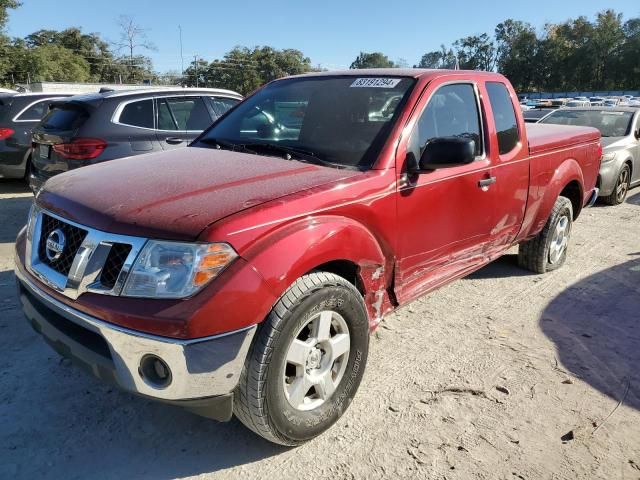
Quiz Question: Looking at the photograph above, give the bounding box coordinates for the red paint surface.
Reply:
[20,69,601,339]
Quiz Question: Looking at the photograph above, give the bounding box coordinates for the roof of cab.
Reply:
[288,68,507,80]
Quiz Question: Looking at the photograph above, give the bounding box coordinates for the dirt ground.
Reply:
[1,179,639,480]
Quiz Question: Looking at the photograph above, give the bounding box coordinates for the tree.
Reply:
[185,46,312,94]
[0,0,20,86]
[0,0,20,31]
[25,28,121,82]
[9,44,91,83]
[415,45,457,69]
[453,34,497,71]
[349,52,395,69]
[495,20,538,91]
[115,15,155,60]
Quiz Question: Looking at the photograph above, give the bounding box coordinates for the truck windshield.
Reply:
[194,76,415,169]
[540,109,634,137]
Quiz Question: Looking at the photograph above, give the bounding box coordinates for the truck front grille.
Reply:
[37,213,88,275]
[26,208,147,300]
[99,243,132,289]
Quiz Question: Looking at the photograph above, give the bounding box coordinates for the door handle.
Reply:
[165,137,184,145]
[478,176,497,188]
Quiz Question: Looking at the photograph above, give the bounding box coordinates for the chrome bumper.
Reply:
[15,266,256,402]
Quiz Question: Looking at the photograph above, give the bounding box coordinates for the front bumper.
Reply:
[598,159,622,197]
[15,266,256,420]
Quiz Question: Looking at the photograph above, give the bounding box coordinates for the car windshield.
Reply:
[540,109,634,137]
[194,75,416,169]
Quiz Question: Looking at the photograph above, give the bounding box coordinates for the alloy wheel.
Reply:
[549,215,570,264]
[283,310,351,411]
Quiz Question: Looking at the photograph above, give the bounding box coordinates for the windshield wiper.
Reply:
[198,137,256,154]
[242,143,347,169]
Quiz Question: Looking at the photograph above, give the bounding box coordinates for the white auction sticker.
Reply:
[350,78,402,88]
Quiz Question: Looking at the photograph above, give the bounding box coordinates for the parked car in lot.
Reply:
[540,107,640,205]
[14,69,601,445]
[29,87,242,191]
[0,92,73,179]
[523,108,555,123]
[565,100,591,108]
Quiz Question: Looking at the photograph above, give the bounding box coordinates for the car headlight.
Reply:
[601,152,616,163]
[121,241,238,298]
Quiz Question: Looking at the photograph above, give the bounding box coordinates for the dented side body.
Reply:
[15,69,601,343]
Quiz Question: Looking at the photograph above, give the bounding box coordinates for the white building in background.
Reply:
[16,81,175,94]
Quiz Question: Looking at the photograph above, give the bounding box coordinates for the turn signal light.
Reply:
[52,138,107,160]
[193,244,238,286]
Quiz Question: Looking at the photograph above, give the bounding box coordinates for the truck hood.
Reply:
[36,147,360,240]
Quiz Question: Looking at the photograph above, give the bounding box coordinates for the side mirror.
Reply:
[635,128,640,140]
[418,137,476,171]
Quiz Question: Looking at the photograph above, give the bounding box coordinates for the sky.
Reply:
[6,0,640,73]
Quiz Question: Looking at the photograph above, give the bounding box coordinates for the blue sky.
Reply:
[6,0,640,72]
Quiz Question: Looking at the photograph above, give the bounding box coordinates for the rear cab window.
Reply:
[117,99,154,129]
[486,82,520,154]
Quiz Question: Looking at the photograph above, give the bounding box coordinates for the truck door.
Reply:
[482,81,530,255]
[395,81,497,304]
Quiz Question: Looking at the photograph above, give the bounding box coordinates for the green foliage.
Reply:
[349,52,395,69]
[415,45,457,69]
[0,0,20,31]
[184,46,312,94]
[12,44,91,82]
[420,9,640,92]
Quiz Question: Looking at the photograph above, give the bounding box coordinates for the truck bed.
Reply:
[526,123,600,155]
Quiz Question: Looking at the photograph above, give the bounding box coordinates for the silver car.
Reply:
[540,107,640,205]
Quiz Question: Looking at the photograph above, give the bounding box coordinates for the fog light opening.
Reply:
[139,354,172,389]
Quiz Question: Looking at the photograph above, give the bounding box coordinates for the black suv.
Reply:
[30,87,242,191]
[0,92,73,180]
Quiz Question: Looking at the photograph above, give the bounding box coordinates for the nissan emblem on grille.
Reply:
[45,228,66,262]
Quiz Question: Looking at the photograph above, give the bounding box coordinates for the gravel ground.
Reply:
[1,179,639,480]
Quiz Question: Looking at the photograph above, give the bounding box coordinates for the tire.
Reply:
[234,271,369,446]
[518,196,573,274]
[601,164,631,206]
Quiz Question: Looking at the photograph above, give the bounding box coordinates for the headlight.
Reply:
[122,241,237,298]
[601,152,616,163]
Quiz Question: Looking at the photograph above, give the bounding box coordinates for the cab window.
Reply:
[408,83,483,161]
[486,82,520,154]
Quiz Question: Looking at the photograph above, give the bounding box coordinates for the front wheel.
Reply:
[601,164,631,206]
[518,196,573,274]
[234,272,369,446]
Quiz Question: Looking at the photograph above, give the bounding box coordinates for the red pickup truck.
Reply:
[14,69,601,445]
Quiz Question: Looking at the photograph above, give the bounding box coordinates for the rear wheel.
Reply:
[234,272,369,446]
[518,196,573,274]
[602,164,631,205]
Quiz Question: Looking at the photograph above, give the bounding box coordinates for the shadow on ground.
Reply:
[0,179,31,195]
[466,254,533,280]
[0,180,33,243]
[627,188,640,206]
[0,265,288,479]
[540,257,640,410]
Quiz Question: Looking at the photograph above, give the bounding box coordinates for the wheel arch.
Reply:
[529,158,585,234]
[242,215,395,330]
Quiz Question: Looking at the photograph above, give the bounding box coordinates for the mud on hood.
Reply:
[36,147,359,240]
